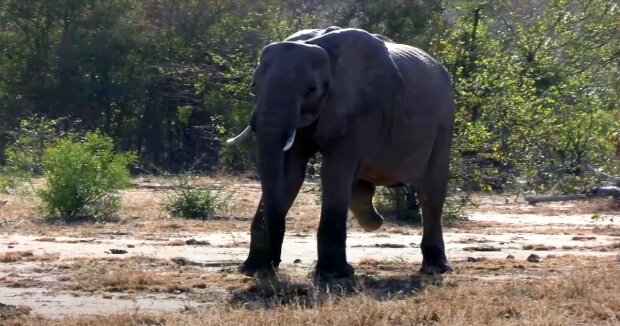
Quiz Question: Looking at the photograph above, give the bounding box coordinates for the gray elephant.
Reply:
[227,26,455,280]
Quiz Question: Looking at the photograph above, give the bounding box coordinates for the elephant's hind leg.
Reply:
[418,187,452,274]
[349,180,384,231]
[418,128,453,274]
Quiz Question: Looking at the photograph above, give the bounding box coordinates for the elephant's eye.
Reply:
[304,86,317,98]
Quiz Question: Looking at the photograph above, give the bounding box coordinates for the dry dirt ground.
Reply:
[0,177,619,325]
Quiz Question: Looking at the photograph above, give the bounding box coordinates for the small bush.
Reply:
[36,132,136,219]
[442,196,471,222]
[374,186,469,223]
[374,186,422,223]
[164,175,220,220]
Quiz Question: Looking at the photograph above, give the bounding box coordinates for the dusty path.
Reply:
[2,213,619,265]
[1,209,619,318]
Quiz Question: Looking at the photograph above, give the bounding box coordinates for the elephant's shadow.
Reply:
[228,272,444,309]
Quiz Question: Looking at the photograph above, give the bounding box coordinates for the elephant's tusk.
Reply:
[225,126,252,145]
[283,129,296,151]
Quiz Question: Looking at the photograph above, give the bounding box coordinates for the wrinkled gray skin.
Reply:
[236,26,455,280]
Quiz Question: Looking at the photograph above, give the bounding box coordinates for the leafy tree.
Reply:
[0,0,617,195]
[435,0,619,192]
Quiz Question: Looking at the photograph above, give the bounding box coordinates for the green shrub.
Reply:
[442,196,471,223]
[373,186,422,223]
[164,175,220,220]
[374,186,469,224]
[36,132,136,219]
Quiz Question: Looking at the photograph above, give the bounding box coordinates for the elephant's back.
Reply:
[387,43,452,92]
[386,43,439,69]
[386,42,454,119]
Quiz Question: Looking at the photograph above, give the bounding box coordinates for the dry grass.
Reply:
[52,256,247,295]
[572,235,597,241]
[0,277,43,288]
[0,251,58,263]
[593,225,620,237]
[2,177,619,238]
[167,239,187,246]
[555,242,620,252]
[0,194,39,220]
[0,177,345,236]
[465,194,619,215]
[5,256,620,326]
[66,257,214,293]
[120,188,169,220]
[455,223,620,237]
[522,244,558,251]
[0,303,31,320]
[455,236,490,244]
[0,251,34,262]
[2,177,619,325]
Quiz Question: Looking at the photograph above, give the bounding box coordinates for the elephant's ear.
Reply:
[306,29,403,142]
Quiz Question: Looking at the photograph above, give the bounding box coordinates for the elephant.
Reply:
[227,26,455,280]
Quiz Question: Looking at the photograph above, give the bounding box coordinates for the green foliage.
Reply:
[337,0,446,48]
[373,186,422,223]
[37,132,136,219]
[0,176,11,193]
[374,186,469,223]
[442,196,471,222]
[434,0,619,194]
[0,0,617,196]
[5,117,68,174]
[164,175,221,220]
[1,117,70,192]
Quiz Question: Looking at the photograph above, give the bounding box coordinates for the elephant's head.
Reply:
[250,41,332,150]
[228,29,402,213]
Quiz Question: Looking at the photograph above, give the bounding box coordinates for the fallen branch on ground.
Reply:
[525,186,620,205]
[524,194,586,205]
[588,186,620,198]
[525,163,620,205]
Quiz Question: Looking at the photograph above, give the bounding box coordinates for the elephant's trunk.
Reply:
[257,125,286,209]
[254,119,296,262]
[255,110,298,212]
[253,88,300,214]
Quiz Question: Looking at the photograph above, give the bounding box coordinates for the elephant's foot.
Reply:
[241,226,285,278]
[238,256,279,278]
[313,261,355,284]
[419,244,453,275]
[352,210,384,232]
[420,260,453,274]
[350,180,384,231]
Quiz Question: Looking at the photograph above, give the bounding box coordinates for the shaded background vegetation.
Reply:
[0,0,618,193]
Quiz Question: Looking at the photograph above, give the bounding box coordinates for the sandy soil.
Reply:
[0,182,619,319]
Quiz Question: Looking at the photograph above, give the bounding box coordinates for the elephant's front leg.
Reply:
[239,146,312,277]
[315,153,360,280]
